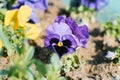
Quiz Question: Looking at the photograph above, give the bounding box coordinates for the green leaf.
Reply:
[34,60,47,75]
[0,70,9,78]
[40,77,47,80]
[50,53,62,71]
[7,0,16,9]
[25,46,34,61]
[58,77,66,80]
[26,69,34,80]
[0,48,4,55]
[0,25,13,56]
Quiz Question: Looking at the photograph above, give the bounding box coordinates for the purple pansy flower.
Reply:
[45,22,77,57]
[80,0,109,10]
[45,16,89,57]
[12,0,48,23]
[55,16,89,47]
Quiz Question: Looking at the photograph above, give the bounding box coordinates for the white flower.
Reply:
[105,51,117,60]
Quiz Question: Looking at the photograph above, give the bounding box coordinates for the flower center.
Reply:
[57,42,63,47]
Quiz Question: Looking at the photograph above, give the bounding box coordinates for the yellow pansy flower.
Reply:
[4,5,31,29]
[26,23,40,40]
[17,5,31,26]
[4,9,18,26]
[4,5,40,40]
[0,39,2,50]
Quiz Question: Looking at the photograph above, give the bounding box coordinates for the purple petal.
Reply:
[96,0,109,10]
[65,17,79,31]
[80,0,109,10]
[12,3,22,9]
[79,25,89,39]
[74,25,89,47]
[29,11,39,23]
[14,0,48,10]
[44,34,60,49]
[64,17,89,47]
[46,22,72,37]
[25,1,35,9]
[52,45,68,57]
[34,0,48,10]
[54,16,78,32]
[62,34,77,53]
[54,16,66,23]
[88,3,96,9]
[80,0,86,5]
[52,34,77,57]
[54,16,89,47]
[29,0,39,3]
[17,0,24,3]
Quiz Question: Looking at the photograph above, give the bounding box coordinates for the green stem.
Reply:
[0,25,13,56]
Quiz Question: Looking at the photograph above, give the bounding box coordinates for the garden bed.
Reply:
[0,0,120,80]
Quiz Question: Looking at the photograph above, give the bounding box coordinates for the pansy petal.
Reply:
[25,1,35,9]
[89,3,96,9]
[80,0,109,10]
[62,35,77,48]
[46,22,72,37]
[62,34,77,53]
[0,39,2,50]
[29,11,39,23]
[79,25,89,39]
[34,0,48,10]
[12,3,22,9]
[13,21,19,29]
[52,34,77,57]
[52,16,89,47]
[17,5,32,26]
[25,23,40,40]
[62,17,89,47]
[4,9,18,26]
[65,17,79,31]
[80,0,86,5]
[29,0,39,3]
[44,34,60,49]
[52,45,68,57]
[18,0,24,3]
[54,16,66,23]
[96,0,109,10]
[74,25,89,47]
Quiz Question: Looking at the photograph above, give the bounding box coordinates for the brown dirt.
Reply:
[0,0,120,80]
[35,0,120,80]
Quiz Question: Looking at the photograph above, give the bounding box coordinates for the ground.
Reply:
[37,0,120,80]
[0,0,120,80]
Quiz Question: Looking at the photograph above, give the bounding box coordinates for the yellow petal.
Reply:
[0,39,2,50]
[25,23,40,40]
[4,9,18,26]
[18,6,32,26]
[13,21,20,29]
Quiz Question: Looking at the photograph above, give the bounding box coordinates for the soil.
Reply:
[36,0,120,80]
[0,0,120,80]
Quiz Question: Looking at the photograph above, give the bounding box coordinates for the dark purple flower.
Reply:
[12,0,48,23]
[55,16,89,47]
[80,0,109,10]
[45,16,89,57]
[44,22,77,57]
